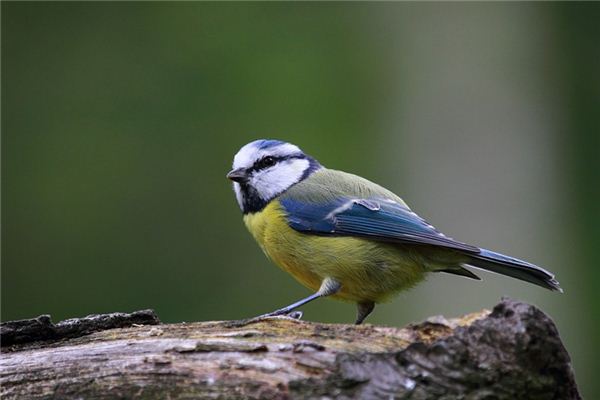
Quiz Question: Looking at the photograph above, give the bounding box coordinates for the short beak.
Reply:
[226,168,247,183]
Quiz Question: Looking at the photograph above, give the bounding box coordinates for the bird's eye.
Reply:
[257,156,276,170]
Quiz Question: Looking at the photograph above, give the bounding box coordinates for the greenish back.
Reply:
[281,168,409,207]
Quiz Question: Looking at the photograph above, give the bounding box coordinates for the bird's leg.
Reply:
[226,278,341,327]
[257,277,341,318]
[256,292,322,318]
[355,301,375,325]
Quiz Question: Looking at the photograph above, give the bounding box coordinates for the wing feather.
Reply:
[279,170,478,253]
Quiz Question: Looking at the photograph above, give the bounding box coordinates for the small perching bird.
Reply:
[227,139,561,324]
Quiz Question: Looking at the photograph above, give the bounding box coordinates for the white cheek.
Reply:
[233,183,244,211]
[252,159,309,200]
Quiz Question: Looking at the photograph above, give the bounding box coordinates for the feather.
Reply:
[437,267,481,280]
[279,168,561,292]
[466,249,562,292]
[279,169,479,253]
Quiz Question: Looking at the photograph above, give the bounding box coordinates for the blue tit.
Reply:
[227,139,561,324]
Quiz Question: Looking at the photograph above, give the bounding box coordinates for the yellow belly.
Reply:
[243,201,429,303]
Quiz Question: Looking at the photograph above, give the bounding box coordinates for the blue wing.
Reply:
[279,196,479,253]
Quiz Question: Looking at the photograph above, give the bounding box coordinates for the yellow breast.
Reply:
[243,201,324,293]
[243,200,427,303]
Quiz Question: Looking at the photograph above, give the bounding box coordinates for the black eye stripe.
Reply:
[251,156,279,172]
[249,154,305,173]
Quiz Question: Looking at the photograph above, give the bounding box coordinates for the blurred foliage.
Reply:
[2,3,598,397]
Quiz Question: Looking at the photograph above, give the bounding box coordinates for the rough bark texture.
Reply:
[0,298,579,400]
[0,309,160,347]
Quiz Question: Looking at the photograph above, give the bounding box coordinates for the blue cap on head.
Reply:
[253,139,287,150]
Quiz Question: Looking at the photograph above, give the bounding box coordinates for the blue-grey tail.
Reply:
[465,249,562,292]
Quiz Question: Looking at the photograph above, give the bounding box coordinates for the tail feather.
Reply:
[465,249,562,292]
[438,267,481,281]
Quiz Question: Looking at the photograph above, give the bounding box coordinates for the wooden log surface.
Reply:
[0,298,580,399]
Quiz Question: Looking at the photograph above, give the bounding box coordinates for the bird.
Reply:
[227,139,561,325]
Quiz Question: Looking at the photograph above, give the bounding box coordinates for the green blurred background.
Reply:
[2,3,599,397]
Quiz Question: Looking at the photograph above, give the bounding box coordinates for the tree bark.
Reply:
[0,298,580,399]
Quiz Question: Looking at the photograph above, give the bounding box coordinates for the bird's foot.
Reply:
[224,310,304,328]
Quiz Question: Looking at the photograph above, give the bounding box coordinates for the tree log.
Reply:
[0,298,580,399]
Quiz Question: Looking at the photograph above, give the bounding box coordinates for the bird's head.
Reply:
[227,139,321,213]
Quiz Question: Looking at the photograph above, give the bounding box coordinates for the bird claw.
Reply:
[287,310,303,320]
